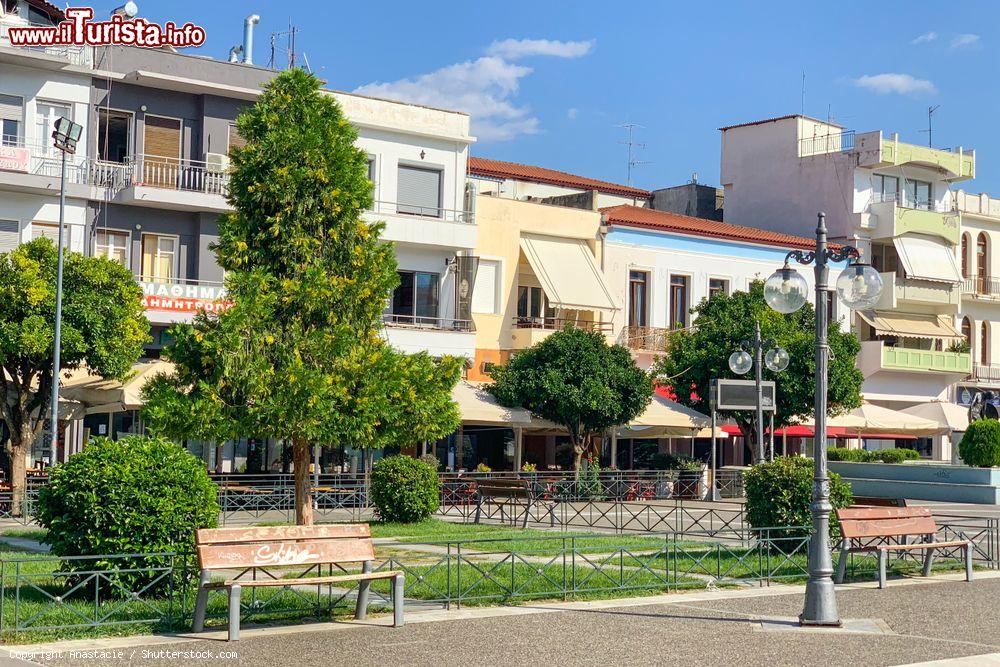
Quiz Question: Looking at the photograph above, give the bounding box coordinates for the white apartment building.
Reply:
[720,114,974,412]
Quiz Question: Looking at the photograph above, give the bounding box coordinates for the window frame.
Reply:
[392,269,441,322]
[707,276,730,300]
[139,232,179,282]
[471,257,502,315]
[628,269,650,328]
[669,273,691,329]
[873,173,899,204]
[95,229,131,267]
[396,161,444,218]
[34,99,72,158]
[95,107,134,164]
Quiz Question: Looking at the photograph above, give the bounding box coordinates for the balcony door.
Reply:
[142,115,181,188]
[628,270,648,328]
[390,270,439,325]
[35,102,70,158]
[517,286,554,327]
[140,234,178,283]
[977,233,989,294]
[96,108,131,164]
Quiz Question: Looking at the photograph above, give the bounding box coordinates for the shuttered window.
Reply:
[31,223,71,248]
[0,220,20,253]
[397,164,442,217]
[228,124,246,153]
[0,94,23,145]
[472,259,499,314]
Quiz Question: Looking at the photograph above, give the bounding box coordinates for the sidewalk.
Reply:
[7,571,1000,667]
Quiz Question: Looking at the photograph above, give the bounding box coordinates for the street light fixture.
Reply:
[763,212,883,628]
[47,116,82,462]
[728,320,788,463]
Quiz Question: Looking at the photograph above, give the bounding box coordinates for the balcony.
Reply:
[973,364,1000,384]
[112,154,230,213]
[963,276,1000,301]
[621,326,672,352]
[866,195,959,244]
[0,19,92,68]
[510,316,612,349]
[137,277,230,326]
[366,199,476,251]
[381,314,476,358]
[874,272,961,310]
[853,131,974,181]
[859,340,971,377]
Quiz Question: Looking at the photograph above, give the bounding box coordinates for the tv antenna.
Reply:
[268,21,298,70]
[918,105,941,147]
[800,71,805,114]
[618,122,650,186]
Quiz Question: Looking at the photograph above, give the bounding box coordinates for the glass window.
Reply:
[516,286,554,324]
[873,174,899,203]
[97,108,131,163]
[628,270,648,328]
[391,270,439,322]
[962,316,972,348]
[977,233,989,280]
[96,230,129,265]
[905,179,932,210]
[982,321,990,365]
[669,275,689,329]
[962,234,970,278]
[140,234,177,282]
[36,102,71,158]
[708,278,729,299]
[0,93,22,146]
[1,119,19,146]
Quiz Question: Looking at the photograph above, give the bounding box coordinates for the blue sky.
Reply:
[96,1,998,193]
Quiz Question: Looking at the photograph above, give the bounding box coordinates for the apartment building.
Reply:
[720,114,974,411]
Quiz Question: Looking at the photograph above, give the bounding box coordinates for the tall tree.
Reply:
[142,69,461,524]
[653,281,863,457]
[0,239,148,512]
[489,327,652,472]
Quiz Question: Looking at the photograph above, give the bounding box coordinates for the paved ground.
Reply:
[5,574,998,667]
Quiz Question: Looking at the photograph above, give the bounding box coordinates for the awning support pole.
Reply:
[513,427,523,472]
[610,430,618,469]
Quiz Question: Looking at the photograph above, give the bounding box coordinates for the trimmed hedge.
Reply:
[827,447,920,463]
[745,456,853,539]
[370,455,440,523]
[649,452,704,472]
[959,419,1000,468]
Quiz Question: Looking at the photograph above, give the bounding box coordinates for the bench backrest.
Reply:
[836,506,937,540]
[478,479,530,499]
[195,524,375,571]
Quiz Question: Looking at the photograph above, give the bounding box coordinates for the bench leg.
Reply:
[227,584,242,641]
[877,550,888,589]
[965,544,974,582]
[393,573,405,627]
[355,561,372,620]
[834,540,849,584]
[922,547,935,577]
[192,570,210,632]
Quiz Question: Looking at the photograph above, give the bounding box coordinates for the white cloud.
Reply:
[911,31,937,44]
[567,107,579,120]
[951,33,980,48]
[852,73,937,95]
[486,38,594,60]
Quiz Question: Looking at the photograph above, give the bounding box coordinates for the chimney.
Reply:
[243,14,260,65]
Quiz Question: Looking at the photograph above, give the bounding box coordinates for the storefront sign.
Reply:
[0,146,30,173]
[139,280,233,314]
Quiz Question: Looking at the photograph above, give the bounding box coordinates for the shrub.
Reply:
[418,453,441,471]
[745,457,852,540]
[827,447,873,462]
[650,452,704,471]
[876,448,920,463]
[960,419,1000,468]
[370,455,440,523]
[36,436,218,594]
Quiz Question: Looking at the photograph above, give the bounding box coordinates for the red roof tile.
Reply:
[468,157,652,199]
[718,113,841,132]
[601,205,819,250]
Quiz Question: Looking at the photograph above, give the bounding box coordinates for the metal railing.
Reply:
[131,154,230,196]
[798,130,855,157]
[973,363,1000,383]
[963,276,1000,298]
[0,20,93,67]
[368,199,474,224]
[621,325,671,351]
[872,191,953,213]
[512,316,613,333]
[382,313,475,332]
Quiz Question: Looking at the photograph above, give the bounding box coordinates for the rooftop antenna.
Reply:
[617,122,650,187]
[919,105,941,147]
[268,21,298,70]
[800,71,805,114]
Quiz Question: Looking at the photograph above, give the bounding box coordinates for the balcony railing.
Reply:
[511,316,612,333]
[871,191,953,213]
[622,325,672,351]
[963,276,1000,298]
[798,130,855,157]
[130,154,230,196]
[0,19,93,67]
[368,200,473,224]
[382,313,474,332]
[974,364,1000,383]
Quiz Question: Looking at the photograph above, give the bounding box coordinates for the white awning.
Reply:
[618,393,713,438]
[59,360,175,414]
[857,311,963,341]
[453,381,532,426]
[893,235,962,284]
[519,233,618,315]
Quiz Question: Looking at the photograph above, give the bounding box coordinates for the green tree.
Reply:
[489,327,652,472]
[654,281,862,457]
[0,239,148,511]
[142,69,461,524]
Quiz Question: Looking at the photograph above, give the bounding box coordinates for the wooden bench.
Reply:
[834,507,972,589]
[192,524,403,641]
[474,479,553,527]
[852,496,907,508]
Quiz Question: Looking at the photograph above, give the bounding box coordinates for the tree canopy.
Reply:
[653,281,863,455]
[489,327,652,471]
[0,238,148,510]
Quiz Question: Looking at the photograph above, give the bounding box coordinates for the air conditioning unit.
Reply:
[204,152,230,172]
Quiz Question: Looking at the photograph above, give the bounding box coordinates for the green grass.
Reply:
[0,528,48,542]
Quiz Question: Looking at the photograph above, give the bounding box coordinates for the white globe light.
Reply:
[729,350,753,375]
[765,347,790,372]
[764,266,808,314]
[836,263,883,310]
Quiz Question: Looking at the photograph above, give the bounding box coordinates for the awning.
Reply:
[618,393,714,437]
[857,311,963,341]
[454,381,532,427]
[802,402,946,437]
[59,360,175,414]
[519,233,618,315]
[893,235,962,284]
[899,400,969,432]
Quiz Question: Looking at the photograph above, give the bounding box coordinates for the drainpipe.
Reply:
[243,14,260,65]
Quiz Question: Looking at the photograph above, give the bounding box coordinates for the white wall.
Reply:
[0,62,91,156]
[0,191,86,252]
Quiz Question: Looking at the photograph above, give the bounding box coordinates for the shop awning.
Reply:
[519,233,618,315]
[802,402,946,437]
[899,400,969,433]
[857,311,963,341]
[59,360,175,414]
[454,381,533,427]
[618,393,714,438]
[893,235,962,284]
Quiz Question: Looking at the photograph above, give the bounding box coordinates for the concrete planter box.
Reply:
[830,461,1000,504]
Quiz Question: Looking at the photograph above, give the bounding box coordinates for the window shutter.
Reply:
[397,165,442,216]
[0,94,22,122]
[473,260,498,314]
[0,220,19,253]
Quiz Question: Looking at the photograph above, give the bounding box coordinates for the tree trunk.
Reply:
[572,436,586,478]
[293,437,313,525]
[9,429,28,518]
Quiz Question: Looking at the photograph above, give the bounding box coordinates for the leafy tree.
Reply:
[654,281,862,458]
[142,69,460,524]
[0,239,148,512]
[489,327,652,472]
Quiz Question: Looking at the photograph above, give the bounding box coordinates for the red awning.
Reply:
[723,425,917,440]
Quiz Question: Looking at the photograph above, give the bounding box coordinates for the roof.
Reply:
[25,0,64,21]
[468,157,652,199]
[718,114,841,132]
[601,205,820,250]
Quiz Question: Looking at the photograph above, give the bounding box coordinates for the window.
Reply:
[628,270,649,328]
[391,270,439,322]
[397,164,442,217]
[977,232,989,283]
[0,93,23,146]
[227,124,246,153]
[96,230,129,266]
[962,316,972,348]
[517,286,554,324]
[905,179,932,210]
[472,259,499,314]
[873,174,899,203]
[982,321,990,365]
[367,156,376,183]
[97,108,131,163]
[708,278,729,300]
[31,222,63,245]
[962,234,970,279]
[669,275,689,329]
[35,102,71,158]
[0,219,18,252]
[140,234,177,282]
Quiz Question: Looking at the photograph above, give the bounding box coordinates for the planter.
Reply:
[830,461,1000,504]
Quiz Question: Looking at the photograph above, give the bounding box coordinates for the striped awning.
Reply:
[857,311,963,341]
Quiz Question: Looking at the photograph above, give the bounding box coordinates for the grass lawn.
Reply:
[0,528,48,542]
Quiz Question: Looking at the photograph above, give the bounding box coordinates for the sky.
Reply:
[90,0,1000,193]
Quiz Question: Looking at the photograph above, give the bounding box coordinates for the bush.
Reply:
[827,447,920,464]
[649,452,704,472]
[418,453,440,471]
[36,436,218,594]
[960,419,1000,467]
[370,455,440,523]
[876,448,920,463]
[745,457,853,540]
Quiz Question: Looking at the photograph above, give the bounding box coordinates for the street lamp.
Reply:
[48,116,82,460]
[728,320,789,463]
[763,212,883,627]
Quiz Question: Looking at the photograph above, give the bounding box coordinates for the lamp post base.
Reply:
[799,577,841,627]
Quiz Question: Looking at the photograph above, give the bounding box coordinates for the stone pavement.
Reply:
[6,572,1000,667]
